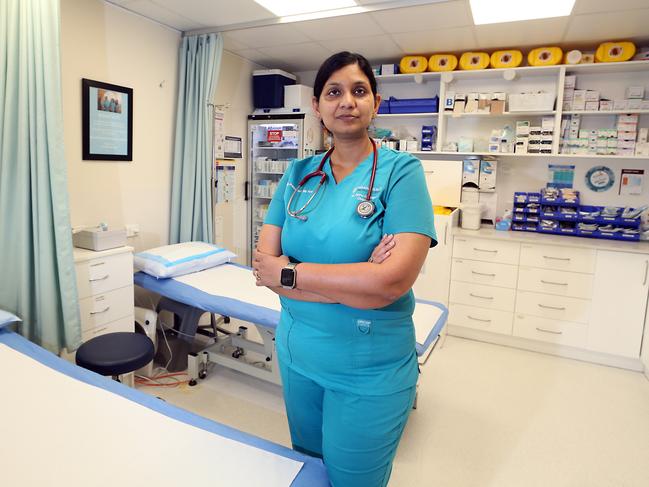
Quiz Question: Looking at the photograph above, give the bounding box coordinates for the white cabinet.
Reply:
[448,236,518,336]
[449,232,649,369]
[74,247,134,342]
[413,210,458,306]
[412,159,461,306]
[588,250,649,358]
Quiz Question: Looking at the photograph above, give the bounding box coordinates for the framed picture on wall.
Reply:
[82,78,133,161]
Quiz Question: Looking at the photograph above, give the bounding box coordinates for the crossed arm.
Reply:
[253,224,430,309]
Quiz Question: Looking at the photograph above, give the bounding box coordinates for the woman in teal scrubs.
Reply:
[252,51,436,487]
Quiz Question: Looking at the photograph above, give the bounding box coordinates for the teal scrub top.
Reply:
[264,146,436,394]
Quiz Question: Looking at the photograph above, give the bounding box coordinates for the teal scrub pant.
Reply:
[279,363,416,487]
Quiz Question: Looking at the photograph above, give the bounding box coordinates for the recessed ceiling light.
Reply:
[469,0,576,25]
[254,0,358,17]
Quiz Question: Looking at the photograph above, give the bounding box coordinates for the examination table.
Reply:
[0,326,328,487]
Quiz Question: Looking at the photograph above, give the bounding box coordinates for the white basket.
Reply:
[508,92,556,112]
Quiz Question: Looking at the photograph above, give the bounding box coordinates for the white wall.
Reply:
[213,51,264,263]
[60,0,180,251]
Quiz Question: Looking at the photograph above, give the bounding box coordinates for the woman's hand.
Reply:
[368,234,395,264]
[252,250,289,287]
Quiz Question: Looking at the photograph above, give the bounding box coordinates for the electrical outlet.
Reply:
[125,223,140,237]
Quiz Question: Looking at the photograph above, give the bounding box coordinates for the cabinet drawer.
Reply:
[519,244,595,274]
[81,315,134,343]
[450,281,516,311]
[453,237,520,265]
[79,286,133,332]
[513,314,587,348]
[449,303,513,335]
[76,252,133,299]
[515,290,591,324]
[451,258,518,288]
[518,266,594,299]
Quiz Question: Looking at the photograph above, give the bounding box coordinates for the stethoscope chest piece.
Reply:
[356,200,375,218]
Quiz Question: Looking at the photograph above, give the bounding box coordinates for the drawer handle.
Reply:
[540,279,568,286]
[90,306,110,315]
[535,327,563,335]
[89,275,110,282]
[542,255,571,261]
[469,293,494,300]
[89,262,106,267]
[537,303,566,311]
[468,315,491,323]
[474,247,498,253]
[472,270,496,277]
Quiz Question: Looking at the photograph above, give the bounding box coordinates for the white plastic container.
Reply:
[460,205,482,230]
[73,228,126,251]
[284,84,314,111]
[508,91,556,112]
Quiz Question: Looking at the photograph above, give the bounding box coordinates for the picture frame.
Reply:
[82,78,133,161]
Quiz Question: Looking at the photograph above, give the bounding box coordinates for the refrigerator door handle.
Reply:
[245,181,250,201]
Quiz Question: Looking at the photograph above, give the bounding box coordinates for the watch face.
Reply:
[280,267,295,287]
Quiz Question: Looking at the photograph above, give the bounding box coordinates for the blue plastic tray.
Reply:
[387,96,438,114]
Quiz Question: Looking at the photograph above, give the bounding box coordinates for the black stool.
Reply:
[76,332,155,382]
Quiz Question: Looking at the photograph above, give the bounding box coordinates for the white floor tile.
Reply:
[138,336,649,486]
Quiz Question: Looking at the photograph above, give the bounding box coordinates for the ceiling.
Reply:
[105,0,649,72]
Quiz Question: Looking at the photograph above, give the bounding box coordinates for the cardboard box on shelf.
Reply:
[585,90,600,101]
[599,100,614,111]
[564,75,576,89]
[626,86,645,99]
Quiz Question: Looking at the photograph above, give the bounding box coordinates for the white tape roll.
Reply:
[566,50,582,65]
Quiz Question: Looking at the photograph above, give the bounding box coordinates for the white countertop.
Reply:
[453,227,649,255]
[73,246,134,263]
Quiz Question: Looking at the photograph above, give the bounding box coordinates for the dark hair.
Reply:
[313,51,377,100]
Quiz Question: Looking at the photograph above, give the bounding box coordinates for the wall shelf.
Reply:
[443,110,556,118]
[408,151,649,160]
[375,112,438,119]
[374,61,649,159]
[563,110,649,116]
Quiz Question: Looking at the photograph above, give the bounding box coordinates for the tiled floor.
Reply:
[138,336,649,487]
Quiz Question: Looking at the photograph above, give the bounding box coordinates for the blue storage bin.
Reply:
[388,96,438,114]
[377,99,390,114]
[253,69,296,109]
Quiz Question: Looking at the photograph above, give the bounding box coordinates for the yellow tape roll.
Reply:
[595,41,636,63]
[399,55,428,73]
[527,47,563,66]
[490,50,523,69]
[459,52,490,70]
[428,54,458,72]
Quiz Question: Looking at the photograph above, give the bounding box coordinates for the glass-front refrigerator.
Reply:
[247,113,322,261]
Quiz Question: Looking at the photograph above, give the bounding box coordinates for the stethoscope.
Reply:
[286,138,378,221]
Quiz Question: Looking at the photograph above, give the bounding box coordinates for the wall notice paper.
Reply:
[0,343,302,487]
[213,111,225,159]
[547,164,575,189]
[215,164,236,203]
[619,169,644,196]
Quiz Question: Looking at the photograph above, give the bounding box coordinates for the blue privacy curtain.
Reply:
[0,0,81,352]
[170,33,223,243]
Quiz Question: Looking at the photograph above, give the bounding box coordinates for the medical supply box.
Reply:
[253,69,296,109]
[73,228,127,251]
[284,84,313,112]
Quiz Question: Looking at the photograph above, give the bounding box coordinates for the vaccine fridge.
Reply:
[247,113,322,262]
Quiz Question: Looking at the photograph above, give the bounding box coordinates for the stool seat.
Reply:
[76,332,155,376]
